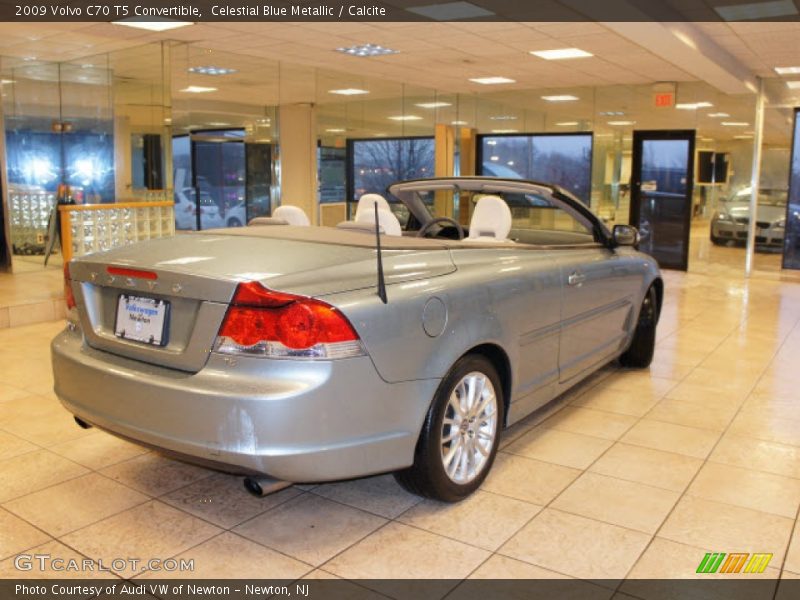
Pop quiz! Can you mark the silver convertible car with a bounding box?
[52,177,662,502]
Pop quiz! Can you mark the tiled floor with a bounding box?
[0,232,799,593]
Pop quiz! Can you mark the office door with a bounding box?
[630,130,695,270]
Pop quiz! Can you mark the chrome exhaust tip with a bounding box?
[243,475,291,498]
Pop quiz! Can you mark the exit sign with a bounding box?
[654,92,675,108]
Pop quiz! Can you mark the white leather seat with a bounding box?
[355,206,402,236]
[273,205,310,226]
[464,195,513,243]
[354,194,391,220]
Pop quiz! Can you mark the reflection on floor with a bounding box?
[0,254,64,328]
[0,265,798,589]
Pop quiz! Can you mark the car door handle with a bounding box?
[568,272,586,286]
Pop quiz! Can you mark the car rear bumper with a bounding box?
[51,327,439,482]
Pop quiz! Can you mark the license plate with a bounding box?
[114,294,169,346]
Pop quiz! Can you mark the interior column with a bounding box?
[278,103,318,225]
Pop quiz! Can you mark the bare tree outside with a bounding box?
[352,138,435,200]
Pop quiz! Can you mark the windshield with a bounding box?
[729,187,788,206]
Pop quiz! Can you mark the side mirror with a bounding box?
[612,224,639,247]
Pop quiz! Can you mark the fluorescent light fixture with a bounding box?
[188,66,237,76]
[676,102,713,110]
[336,43,399,57]
[490,156,499,161]
[491,129,519,133]
[721,121,749,127]
[328,88,369,95]
[206,122,231,127]
[388,115,423,121]
[415,102,452,109]
[0,79,13,85]
[407,1,494,20]
[325,128,346,133]
[489,115,518,121]
[530,48,593,60]
[599,111,625,116]
[775,66,800,75]
[179,86,217,93]
[715,0,797,21]
[734,135,754,139]
[542,95,579,102]
[486,140,497,146]
[451,120,469,125]
[786,81,800,89]
[555,121,579,126]
[708,112,730,118]
[507,161,515,166]
[469,77,515,85]
[607,120,635,126]
[113,19,194,32]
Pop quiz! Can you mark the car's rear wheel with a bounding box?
[394,355,503,502]
[710,231,724,245]
[619,285,658,368]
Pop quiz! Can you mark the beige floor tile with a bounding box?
[324,521,489,580]
[0,507,51,560]
[590,443,703,492]
[482,452,581,504]
[4,473,148,537]
[709,433,800,479]
[398,490,541,551]
[0,383,31,403]
[572,387,661,417]
[0,540,119,580]
[162,473,301,529]
[504,427,613,470]
[0,395,93,447]
[468,554,572,579]
[61,500,221,577]
[665,380,750,407]
[234,494,385,567]
[727,412,800,448]
[682,368,759,395]
[592,371,678,398]
[785,528,800,574]
[687,462,800,519]
[0,430,38,461]
[49,431,149,470]
[310,474,422,519]
[621,419,721,459]
[646,398,737,432]
[100,453,213,497]
[499,508,651,581]
[552,472,680,534]
[0,449,88,503]
[138,532,311,579]
[543,406,638,440]
[659,496,794,562]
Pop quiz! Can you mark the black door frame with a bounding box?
[783,108,799,270]
[630,129,696,271]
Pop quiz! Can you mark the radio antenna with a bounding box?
[374,203,388,304]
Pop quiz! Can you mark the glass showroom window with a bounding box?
[783,109,800,270]
[479,133,593,205]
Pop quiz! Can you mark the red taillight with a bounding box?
[107,266,158,280]
[64,262,76,310]
[218,282,359,350]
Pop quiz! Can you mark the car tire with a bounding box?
[394,354,504,502]
[619,285,658,369]
[227,217,243,228]
[710,232,724,246]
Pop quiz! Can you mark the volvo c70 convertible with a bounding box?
[52,177,663,502]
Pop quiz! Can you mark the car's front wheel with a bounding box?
[619,285,658,368]
[394,354,503,502]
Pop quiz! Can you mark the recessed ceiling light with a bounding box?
[179,86,217,93]
[599,111,625,116]
[451,120,469,125]
[388,115,423,121]
[0,79,13,85]
[486,140,497,146]
[491,129,518,133]
[708,112,730,118]
[408,1,494,20]
[164,118,172,124]
[722,121,749,127]
[113,19,194,32]
[775,66,800,75]
[329,88,369,95]
[530,48,593,60]
[336,43,398,57]
[415,102,452,109]
[325,128,346,133]
[715,0,797,21]
[786,81,800,89]
[469,77,515,85]
[542,95,579,102]
[206,122,231,127]
[490,156,500,161]
[555,121,579,126]
[607,120,636,126]
[676,102,713,110]
[188,66,237,76]
[489,115,518,121]
[734,134,754,139]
